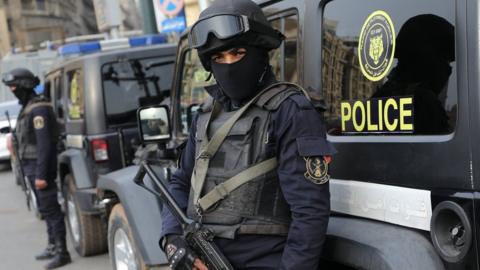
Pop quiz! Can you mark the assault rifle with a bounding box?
[5,111,31,210]
[134,161,234,270]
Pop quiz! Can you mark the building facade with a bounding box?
[0,0,99,56]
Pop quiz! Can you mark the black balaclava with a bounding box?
[211,45,269,105]
[14,86,35,107]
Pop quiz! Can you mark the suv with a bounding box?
[44,41,176,256]
[100,0,480,269]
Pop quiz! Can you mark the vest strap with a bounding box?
[198,157,278,211]
[21,101,52,117]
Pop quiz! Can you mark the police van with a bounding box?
[98,0,478,269]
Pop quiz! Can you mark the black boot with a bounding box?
[35,243,56,260]
[44,237,71,269]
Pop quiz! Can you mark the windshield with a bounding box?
[101,56,175,126]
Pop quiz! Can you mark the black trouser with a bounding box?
[27,175,66,243]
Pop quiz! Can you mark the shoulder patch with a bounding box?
[304,156,329,184]
[33,116,45,129]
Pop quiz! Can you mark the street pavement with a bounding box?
[0,166,111,270]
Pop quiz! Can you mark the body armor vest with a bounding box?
[186,83,304,239]
[16,97,57,160]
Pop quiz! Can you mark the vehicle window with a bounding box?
[54,76,64,119]
[43,80,51,99]
[179,49,215,134]
[178,12,300,135]
[101,57,174,127]
[322,0,456,136]
[270,14,299,84]
[67,69,84,120]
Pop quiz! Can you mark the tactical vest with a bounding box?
[16,97,58,160]
[186,83,309,239]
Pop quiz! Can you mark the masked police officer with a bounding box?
[160,0,336,269]
[2,68,71,269]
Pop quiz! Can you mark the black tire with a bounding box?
[108,203,147,270]
[64,174,107,256]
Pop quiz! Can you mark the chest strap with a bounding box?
[192,83,296,213]
[197,157,277,211]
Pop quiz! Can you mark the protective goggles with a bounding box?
[188,14,278,49]
[1,73,15,85]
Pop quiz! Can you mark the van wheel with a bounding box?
[108,203,146,270]
[64,174,107,256]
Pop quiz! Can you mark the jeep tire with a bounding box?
[108,203,147,270]
[64,174,107,256]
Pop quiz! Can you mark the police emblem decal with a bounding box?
[33,116,45,129]
[358,10,395,82]
[304,157,329,184]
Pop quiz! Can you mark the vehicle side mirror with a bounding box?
[0,126,12,134]
[137,105,171,143]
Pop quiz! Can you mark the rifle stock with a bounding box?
[5,111,31,211]
[134,161,234,270]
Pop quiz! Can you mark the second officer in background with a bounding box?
[2,68,71,269]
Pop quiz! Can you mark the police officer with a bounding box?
[2,68,71,269]
[160,0,335,269]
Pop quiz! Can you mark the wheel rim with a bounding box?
[114,228,137,270]
[67,195,81,243]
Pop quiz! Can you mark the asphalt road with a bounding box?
[0,166,111,270]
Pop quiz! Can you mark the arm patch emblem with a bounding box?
[33,116,45,129]
[304,157,330,184]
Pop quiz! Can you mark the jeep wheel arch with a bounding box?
[98,165,170,266]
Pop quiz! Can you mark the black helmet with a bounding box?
[2,68,40,89]
[189,0,284,70]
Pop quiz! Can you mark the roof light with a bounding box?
[58,41,101,56]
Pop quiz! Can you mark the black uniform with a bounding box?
[18,97,65,243]
[160,1,335,268]
[162,73,335,269]
[2,67,71,269]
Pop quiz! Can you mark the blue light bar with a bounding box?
[58,41,101,56]
[129,34,168,47]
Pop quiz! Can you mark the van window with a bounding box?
[270,13,299,83]
[322,0,456,136]
[101,57,174,126]
[54,76,64,120]
[67,69,84,120]
[178,12,300,135]
[179,49,215,134]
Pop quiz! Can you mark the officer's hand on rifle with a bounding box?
[163,235,208,270]
[35,179,48,190]
[6,133,13,156]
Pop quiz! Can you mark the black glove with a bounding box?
[162,235,197,270]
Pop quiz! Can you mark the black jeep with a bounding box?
[44,42,176,256]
